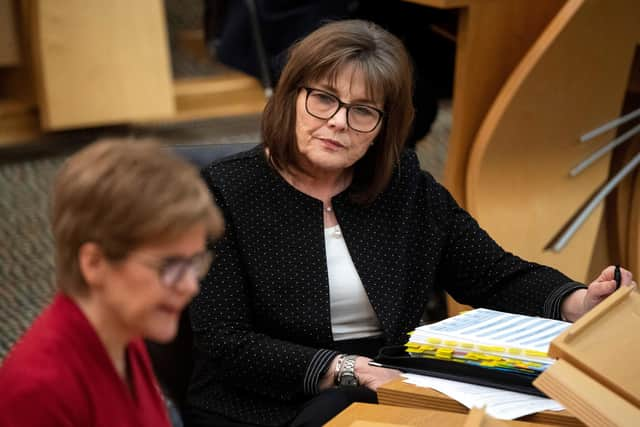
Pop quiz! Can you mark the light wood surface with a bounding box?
[542,286,640,408]
[326,403,552,427]
[534,286,640,426]
[403,0,566,316]
[629,170,640,276]
[172,73,266,122]
[534,360,640,427]
[31,0,174,129]
[406,0,566,207]
[0,0,21,66]
[404,0,472,8]
[465,0,640,283]
[377,379,583,426]
[0,100,39,145]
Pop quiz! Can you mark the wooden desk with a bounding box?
[377,379,584,426]
[326,403,555,427]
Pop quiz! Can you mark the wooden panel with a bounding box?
[442,0,565,206]
[326,403,552,427]
[628,170,640,275]
[377,379,583,426]
[404,0,472,8]
[534,286,640,426]
[402,0,565,316]
[0,0,21,66]
[172,73,265,122]
[0,99,39,145]
[534,360,640,427]
[466,0,640,282]
[32,0,174,129]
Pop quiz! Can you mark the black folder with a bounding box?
[372,345,547,397]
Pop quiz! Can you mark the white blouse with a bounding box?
[325,224,382,341]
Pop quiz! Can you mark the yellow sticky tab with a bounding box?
[460,342,474,349]
[478,345,506,353]
[435,351,453,359]
[507,348,522,355]
[524,350,548,358]
[444,340,458,346]
[427,337,442,344]
[405,342,420,348]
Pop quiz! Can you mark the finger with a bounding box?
[620,268,634,286]
[596,265,617,282]
[588,280,616,298]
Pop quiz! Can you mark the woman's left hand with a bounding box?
[561,266,635,322]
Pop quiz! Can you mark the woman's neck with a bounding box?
[281,167,352,205]
[72,294,131,381]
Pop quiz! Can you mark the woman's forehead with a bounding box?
[308,63,384,103]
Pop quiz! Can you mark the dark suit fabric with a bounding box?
[186,146,583,426]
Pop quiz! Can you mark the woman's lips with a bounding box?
[318,137,345,149]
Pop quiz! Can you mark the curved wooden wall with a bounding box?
[466,0,640,282]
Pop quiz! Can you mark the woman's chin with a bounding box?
[143,313,181,343]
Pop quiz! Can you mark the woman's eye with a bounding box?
[351,106,377,118]
[313,92,336,104]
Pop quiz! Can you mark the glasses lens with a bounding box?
[347,105,380,133]
[305,88,381,133]
[160,260,186,287]
[194,251,214,280]
[306,90,338,119]
[158,251,213,288]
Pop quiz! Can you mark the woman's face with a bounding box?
[95,223,207,343]
[295,64,383,178]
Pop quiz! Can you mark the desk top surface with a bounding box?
[326,403,555,427]
[377,379,584,426]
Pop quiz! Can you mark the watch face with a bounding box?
[339,373,359,387]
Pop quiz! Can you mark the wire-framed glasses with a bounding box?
[133,250,213,289]
[302,87,384,133]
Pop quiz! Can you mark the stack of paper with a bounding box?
[406,309,570,375]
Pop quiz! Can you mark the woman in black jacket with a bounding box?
[186,19,634,427]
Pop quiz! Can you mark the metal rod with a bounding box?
[551,151,640,252]
[244,0,273,98]
[579,107,640,142]
[570,122,640,176]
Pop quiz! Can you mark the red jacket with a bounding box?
[0,293,171,427]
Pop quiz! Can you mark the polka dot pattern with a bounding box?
[187,145,582,426]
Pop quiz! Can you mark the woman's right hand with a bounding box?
[320,354,401,391]
[354,356,401,391]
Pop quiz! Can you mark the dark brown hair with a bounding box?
[51,138,224,296]
[262,19,415,204]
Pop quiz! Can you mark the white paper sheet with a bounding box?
[402,373,565,420]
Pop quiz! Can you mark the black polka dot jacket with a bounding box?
[187,145,584,426]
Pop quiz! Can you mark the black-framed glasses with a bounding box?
[133,250,213,289]
[302,87,384,133]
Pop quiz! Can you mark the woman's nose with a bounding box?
[327,106,348,130]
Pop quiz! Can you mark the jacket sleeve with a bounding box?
[190,178,337,401]
[0,380,81,427]
[425,172,585,318]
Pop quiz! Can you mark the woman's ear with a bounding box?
[78,242,108,290]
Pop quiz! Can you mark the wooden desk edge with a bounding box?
[377,378,582,425]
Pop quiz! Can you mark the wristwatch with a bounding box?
[337,355,359,387]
